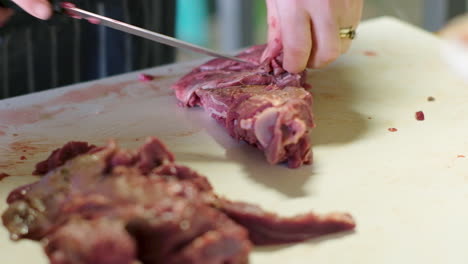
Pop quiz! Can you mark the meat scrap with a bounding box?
[139,73,155,82]
[0,173,10,181]
[33,141,96,175]
[172,45,314,168]
[415,111,425,121]
[2,137,355,264]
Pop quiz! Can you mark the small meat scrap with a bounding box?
[20,156,27,161]
[33,141,96,175]
[138,73,155,82]
[415,111,425,121]
[457,155,465,158]
[2,137,355,264]
[172,45,313,168]
[427,96,435,102]
[388,128,398,132]
[0,173,10,181]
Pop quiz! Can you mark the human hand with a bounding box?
[439,14,468,84]
[2,0,52,21]
[262,0,363,73]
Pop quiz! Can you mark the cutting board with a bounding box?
[1,17,468,264]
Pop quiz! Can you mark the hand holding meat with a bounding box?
[262,0,364,73]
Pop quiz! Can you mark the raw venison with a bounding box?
[3,137,355,264]
[172,45,314,168]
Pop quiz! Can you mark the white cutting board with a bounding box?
[1,17,468,264]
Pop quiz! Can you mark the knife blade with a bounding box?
[59,3,251,64]
[0,1,252,64]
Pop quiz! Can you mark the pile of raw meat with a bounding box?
[2,137,355,264]
[172,45,314,168]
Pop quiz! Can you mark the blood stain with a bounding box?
[388,128,398,132]
[49,81,135,105]
[0,79,158,126]
[0,107,66,126]
[9,140,51,160]
[270,17,277,28]
[20,156,27,161]
[173,131,199,137]
[363,50,377,57]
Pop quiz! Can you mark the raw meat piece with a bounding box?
[218,200,355,245]
[198,85,314,168]
[415,111,425,121]
[172,45,313,168]
[172,45,306,108]
[33,141,96,175]
[3,138,354,264]
[45,219,137,264]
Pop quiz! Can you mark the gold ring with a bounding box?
[340,27,356,40]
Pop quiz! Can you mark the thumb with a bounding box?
[12,0,52,20]
[261,0,283,62]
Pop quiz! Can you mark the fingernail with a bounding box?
[33,2,52,19]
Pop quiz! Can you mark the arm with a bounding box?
[262,0,363,73]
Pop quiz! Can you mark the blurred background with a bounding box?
[3,0,468,98]
[175,0,468,62]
